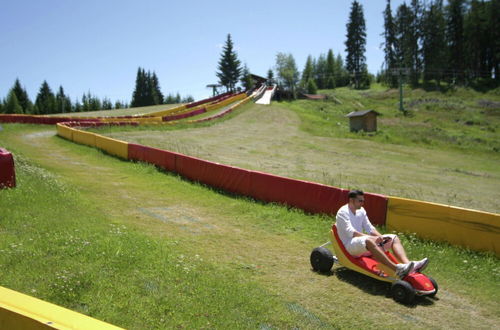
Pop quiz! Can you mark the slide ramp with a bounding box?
[255,85,276,105]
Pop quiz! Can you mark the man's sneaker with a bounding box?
[412,257,429,273]
[395,262,414,279]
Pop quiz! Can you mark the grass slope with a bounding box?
[0,124,499,329]
[92,86,500,213]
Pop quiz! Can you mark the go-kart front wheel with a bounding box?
[391,280,416,304]
[310,247,334,273]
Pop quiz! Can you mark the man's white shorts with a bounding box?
[345,234,397,257]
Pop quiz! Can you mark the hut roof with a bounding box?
[345,109,380,118]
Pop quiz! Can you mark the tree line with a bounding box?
[130,67,194,107]
[381,0,499,89]
[1,68,195,115]
[0,78,127,115]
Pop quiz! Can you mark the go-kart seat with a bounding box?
[331,224,399,282]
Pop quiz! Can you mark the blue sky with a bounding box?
[0,0,407,104]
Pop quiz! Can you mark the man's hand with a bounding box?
[376,235,392,247]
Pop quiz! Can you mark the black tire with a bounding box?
[428,276,438,297]
[310,247,334,273]
[391,280,416,304]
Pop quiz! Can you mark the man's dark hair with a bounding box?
[348,190,364,199]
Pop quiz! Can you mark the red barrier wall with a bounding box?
[128,144,177,172]
[175,154,252,195]
[162,108,206,122]
[127,142,388,224]
[186,92,232,108]
[249,171,347,214]
[0,148,16,188]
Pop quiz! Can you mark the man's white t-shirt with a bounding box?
[335,204,376,247]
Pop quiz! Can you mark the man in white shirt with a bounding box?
[336,190,428,279]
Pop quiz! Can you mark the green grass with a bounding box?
[0,129,313,328]
[284,85,499,153]
[89,90,499,213]
[1,124,499,329]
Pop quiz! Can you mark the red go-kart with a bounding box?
[310,224,438,304]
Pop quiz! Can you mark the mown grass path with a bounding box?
[102,103,499,213]
[1,124,498,329]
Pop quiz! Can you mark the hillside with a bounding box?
[94,85,500,214]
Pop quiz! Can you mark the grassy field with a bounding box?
[1,86,499,329]
[92,85,500,213]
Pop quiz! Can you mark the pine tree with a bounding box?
[394,3,413,76]
[216,34,242,92]
[422,0,447,87]
[464,0,490,81]
[446,0,466,84]
[131,68,163,107]
[34,81,56,114]
[240,64,254,91]
[335,54,348,87]
[266,69,275,85]
[102,98,112,110]
[382,0,398,88]
[11,79,33,113]
[314,54,327,89]
[150,72,163,105]
[56,86,72,113]
[408,0,423,86]
[131,67,146,107]
[489,0,500,84]
[5,90,23,114]
[326,49,336,89]
[306,79,318,94]
[73,98,82,112]
[345,0,367,89]
[182,95,195,103]
[301,55,315,89]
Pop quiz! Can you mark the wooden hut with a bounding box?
[345,110,380,132]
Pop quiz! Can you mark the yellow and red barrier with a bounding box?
[386,196,500,256]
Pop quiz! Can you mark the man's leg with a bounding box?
[390,236,410,264]
[365,238,398,271]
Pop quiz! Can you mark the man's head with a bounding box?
[348,189,365,210]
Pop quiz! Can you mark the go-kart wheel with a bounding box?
[391,280,416,304]
[310,247,334,273]
[428,276,438,297]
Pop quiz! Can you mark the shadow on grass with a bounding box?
[313,266,438,307]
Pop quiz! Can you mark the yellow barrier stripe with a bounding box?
[71,130,97,147]
[95,135,128,159]
[0,286,122,330]
[56,124,75,141]
[147,104,187,117]
[386,196,500,256]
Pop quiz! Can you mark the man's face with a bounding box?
[351,195,365,209]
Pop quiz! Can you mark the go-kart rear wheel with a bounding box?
[391,280,416,304]
[428,276,438,297]
[310,247,334,273]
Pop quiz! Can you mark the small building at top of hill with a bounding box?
[345,109,380,132]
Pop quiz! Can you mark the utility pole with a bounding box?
[391,68,409,114]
